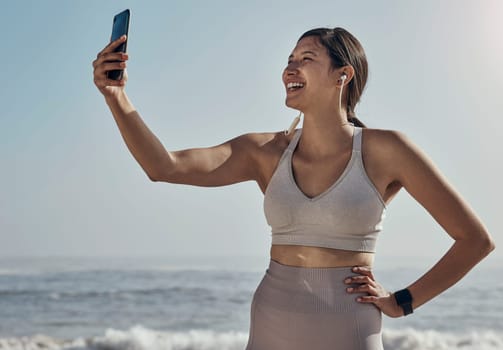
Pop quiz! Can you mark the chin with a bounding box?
[285,97,302,110]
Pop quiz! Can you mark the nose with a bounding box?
[285,61,300,74]
[283,62,300,81]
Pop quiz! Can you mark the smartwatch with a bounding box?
[393,288,414,316]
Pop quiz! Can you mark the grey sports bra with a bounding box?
[263,126,387,253]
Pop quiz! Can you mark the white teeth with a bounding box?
[287,82,305,89]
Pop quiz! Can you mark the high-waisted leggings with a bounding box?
[245,259,383,350]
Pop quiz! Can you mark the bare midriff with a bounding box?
[270,244,374,268]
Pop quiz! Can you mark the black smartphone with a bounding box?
[107,9,130,80]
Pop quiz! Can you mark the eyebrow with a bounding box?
[288,50,318,59]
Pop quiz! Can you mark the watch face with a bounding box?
[394,289,414,315]
[394,289,413,303]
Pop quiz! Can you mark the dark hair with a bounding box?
[298,27,368,128]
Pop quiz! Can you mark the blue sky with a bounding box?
[1,0,501,268]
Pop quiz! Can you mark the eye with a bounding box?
[287,57,312,65]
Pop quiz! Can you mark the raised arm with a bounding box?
[93,35,262,186]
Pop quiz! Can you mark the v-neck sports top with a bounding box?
[263,126,387,253]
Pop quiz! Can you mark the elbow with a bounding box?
[147,168,176,183]
[460,232,496,258]
[143,168,159,182]
[478,233,496,257]
[485,236,496,255]
[148,173,159,182]
[149,153,177,183]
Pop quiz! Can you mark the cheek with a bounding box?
[306,66,332,86]
[307,74,335,93]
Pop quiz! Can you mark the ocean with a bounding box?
[0,255,501,350]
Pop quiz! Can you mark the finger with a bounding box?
[110,78,126,86]
[344,276,376,293]
[94,62,127,77]
[356,295,378,303]
[94,76,126,88]
[97,67,128,84]
[102,34,127,55]
[347,284,378,295]
[93,52,128,69]
[97,35,127,57]
[345,275,375,286]
[352,266,375,280]
[103,61,127,72]
[101,52,128,62]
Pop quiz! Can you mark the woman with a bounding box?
[93,27,495,349]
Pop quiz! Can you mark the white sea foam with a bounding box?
[383,328,503,349]
[1,326,502,350]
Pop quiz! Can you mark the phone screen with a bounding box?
[108,9,130,80]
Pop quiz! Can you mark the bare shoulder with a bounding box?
[243,129,291,147]
[242,129,294,157]
[361,126,404,152]
[364,127,438,186]
[359,126,455,205]
[243,129,296,193]
[356,127,407,204]
[234,128,292,167]
[361,126,412,185]
[214,130,285,162]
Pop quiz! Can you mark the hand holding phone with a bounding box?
[92,10,131,98]
[107,9,130,80]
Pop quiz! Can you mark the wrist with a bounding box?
[393,288,414,316]
[105,91,135,115]
[104,89,127,106]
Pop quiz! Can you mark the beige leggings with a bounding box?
[245,259,383,350]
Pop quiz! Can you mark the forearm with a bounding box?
[105,91,175,180]
[407,235,495,310]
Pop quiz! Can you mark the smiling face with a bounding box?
[282,36,342,112]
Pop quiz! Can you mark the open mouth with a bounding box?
[286,82,305,92]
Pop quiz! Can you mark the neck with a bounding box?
[297,105,354,158]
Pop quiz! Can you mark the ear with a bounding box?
[337,65,355,86]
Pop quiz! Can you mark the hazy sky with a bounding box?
[1,0,501,268]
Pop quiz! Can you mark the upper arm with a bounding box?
[388,130,492,244]
[154,132,263,187]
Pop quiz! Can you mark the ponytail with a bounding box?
[348,110,367,128]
